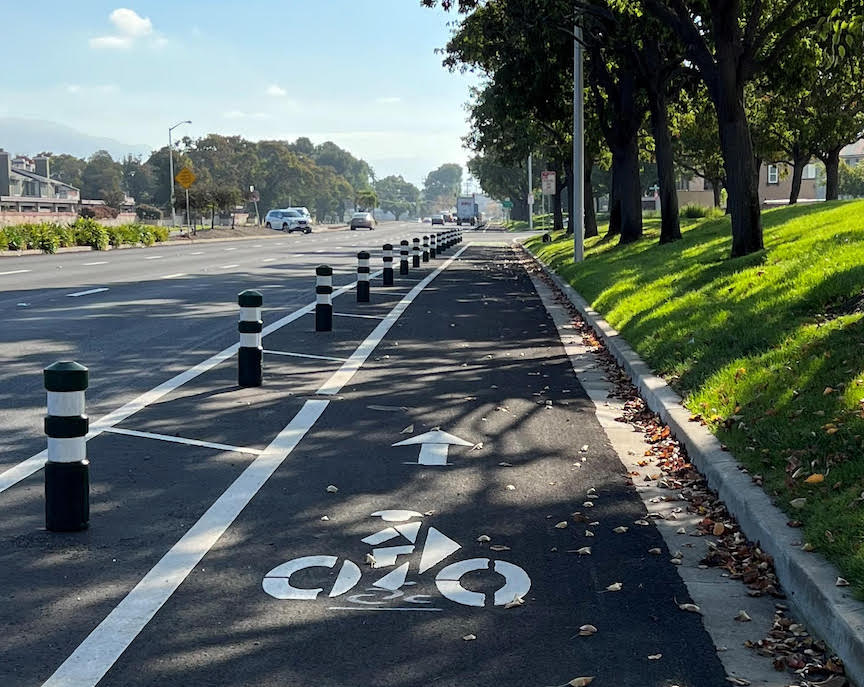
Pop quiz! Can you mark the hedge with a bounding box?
[0,219,170,254]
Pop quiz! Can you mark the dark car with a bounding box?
[431,214,445,225]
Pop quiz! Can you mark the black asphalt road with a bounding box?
[0,244,729,686]
[0,221,432,475]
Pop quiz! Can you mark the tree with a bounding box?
[356,189,378,212]
[468,155,530,221]
[45,153,86,188]
[423,163,463,201]
[673,85,726,207]
[375,175,421,219]
[81,150,124,205]
[121,155,154,204]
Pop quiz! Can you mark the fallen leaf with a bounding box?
[476,534,491,543]
[836,577,850,586]
[676,527,687,534]
[734,610,752,622]
[713,522,726,536]
[613,526,629,534]
[573,546,592,555]
[790,497,807,509]
[489,545,511,552]
[580,445,589,453]
[471,442,484,451]
[670,557,683,565]
[678,602,702,614]
[805,473,825,484]
[567,679,595,687]
[578,624,598,636]
[555,521,569,529]
[605,582,623,592]
[824,387,835,395]
[320,515,330,521]
[725,679,751,686]
[584,530,595,537]
[365,553,376,567]
[647,654,662,660]
[498,462,513,467]
[802,542,816,552]
[648,548,662,555]
[505,484,516,491]
[326,485,339,493]
[462,634,476,641]
[504,597,524,609]
[634,519,649,526]
[583,501,594,507]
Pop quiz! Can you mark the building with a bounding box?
[759,160,820,206]
[0,151,80,213]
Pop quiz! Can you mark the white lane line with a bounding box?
[161,273,186,279]
[102,427,263,455]
[41,400,329,687]
[328,607,443,612]
[258,284,283,288]
[144,255,164,260]
[317,244,468,395]
[262,258,277,262]
[83,261,108,266]
[333,312,386,320]
[0,269,30,276]
[224,247,237,251]
[189,251,204,255]
[252,244,263,247]
[219,264,239,269]
[66,288,109,298]
[264,350,348,363]
[0,273,376,495]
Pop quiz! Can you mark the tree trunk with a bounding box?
[552,162,565,232]
[788,145,809,205]
[711,180,722,208]
[584,157,598,238]
[823,146,842,200]
[612,135,643,244]
[709,42,763,256]
[607,178,621,238]
[648,90,680,243]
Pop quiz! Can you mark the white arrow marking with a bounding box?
[392,430,473,466]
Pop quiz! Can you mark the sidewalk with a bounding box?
[0,243,782,686]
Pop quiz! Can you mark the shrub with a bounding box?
[3,225,25,250]
[151,226,170,242]
[73,217,109,250]
[80,205,119,220]
[680,204,710,218]
[135,204,163,220]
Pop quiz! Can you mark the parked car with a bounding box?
[442,213,453,223]
[288,206,312,221]
[264,209,311,233]
[350,212,375,230]
[431,214,445,225]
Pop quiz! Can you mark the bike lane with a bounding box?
[50,245,730,686]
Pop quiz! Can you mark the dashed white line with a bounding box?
[83,261,108,266]
[101,427,262,455]
[219,264,239,269]
[161,273,186,279]
[144,255,163,260]
[189,251,204,255]
[66,288,109,298]
[0,269,30,276]
[224,247,237,251]
[262,258,277,262]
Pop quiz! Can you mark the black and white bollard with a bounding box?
[357,251,370,303]
[412,238,421,268]
[400,240,410,275]
[238,290,263,387]
[383,243,394,286]
[316,265,333,332]
[44,361,89,532]
[422,235,430,262]
[430,233,437,259]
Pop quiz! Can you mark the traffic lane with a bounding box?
[0,254,400,475]
[98,246,727,687]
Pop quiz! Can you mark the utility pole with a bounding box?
[572,25,585,262]
[528,153,534,232]
[168,120,191,228]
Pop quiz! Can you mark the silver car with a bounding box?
[264,209,311,233]
[350,212,375,230]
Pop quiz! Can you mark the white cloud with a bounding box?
[110,8,153,37]
[65,84,82,94]
[266,84,287,97]
[376,96,402,104]
[90,8,160,49]
[65,83,118,94]
[223,111,271,120]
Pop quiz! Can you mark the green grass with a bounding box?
[527,201,864,598]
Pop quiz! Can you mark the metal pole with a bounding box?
[168,128,175,228]
[185,188,191,234]
[573,25,585,262]
[528,154,534,232]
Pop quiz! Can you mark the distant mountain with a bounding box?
[0,118,152,160]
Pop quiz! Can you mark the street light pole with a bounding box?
[168,120,191,228]
[572,25,585,262]
[528,153,533,232]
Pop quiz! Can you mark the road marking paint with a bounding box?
[252,244,263,247]
[66,288,109,298]
[0,272,379,495]
[262,258,277,262]
[83,261,108,266]
[317,245,468,395]
[161,273,186,279]
[333,312,386,320]
[219,264,239,269]
[264,350,348,363]
[393,430,473,466]
[144,255,163,260]
[41,400,329,687]
[328,607,442,612]
[0,269,31,276]
[101,427,262,455]
[258,284,283,288]
[224,247,238,251]
[189,251,204,255]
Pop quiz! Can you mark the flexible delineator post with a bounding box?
[238,290,263,387]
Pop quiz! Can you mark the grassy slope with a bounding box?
[528,201,864,597]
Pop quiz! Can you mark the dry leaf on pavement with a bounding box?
[400,424,414,434]
[462,634,476,641]
[605,582,623,592]
[578,624,598,636]
[325,485,338,493]
[476,534,491,542]
[555,521,569,529]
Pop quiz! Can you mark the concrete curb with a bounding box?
[524,245,864,686]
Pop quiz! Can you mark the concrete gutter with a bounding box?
[525,245,864,686]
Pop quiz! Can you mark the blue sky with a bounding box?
[0,1,478,185]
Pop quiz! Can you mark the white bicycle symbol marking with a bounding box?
[262,509,531,608]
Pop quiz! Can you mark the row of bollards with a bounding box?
[40,227,464,532]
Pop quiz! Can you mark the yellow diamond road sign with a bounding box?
[175,168,196,189]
